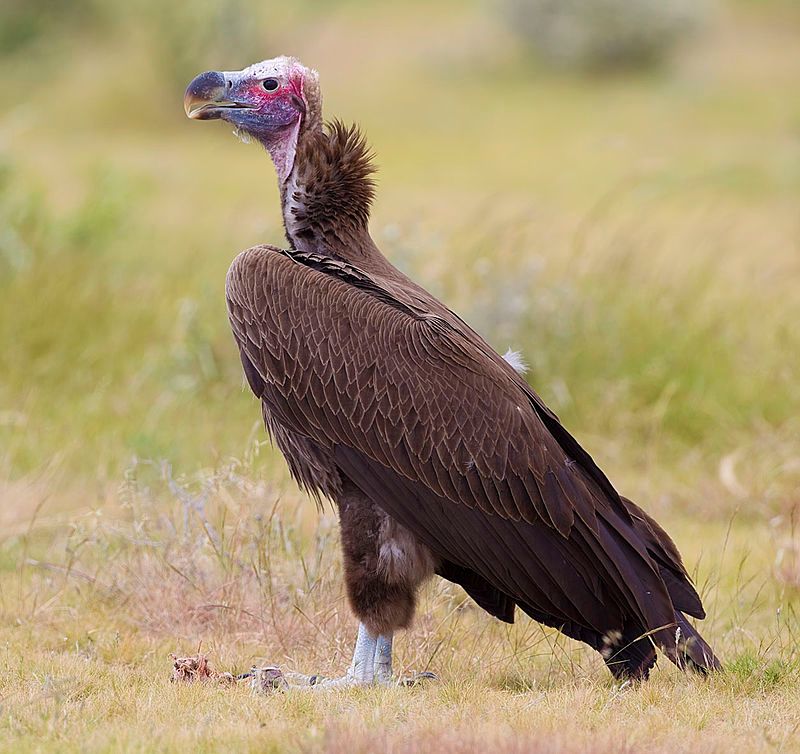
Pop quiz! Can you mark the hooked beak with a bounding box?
[184,70,255,120]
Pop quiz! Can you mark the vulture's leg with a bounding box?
[312,623,379,687]
[251,624,432,690]
[334,479,439,686]
[271,624,389,689]
[314,628,433,687]
[300,623,385,688]
[348,622,380,683]
[250,480,437,691]
[374,632,393,684]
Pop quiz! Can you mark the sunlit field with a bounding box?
[1,1,799,751]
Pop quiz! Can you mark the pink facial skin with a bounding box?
[184,58,310,182]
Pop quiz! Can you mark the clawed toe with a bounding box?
[242,665,290,693]
[241,665,439,693]
[241,624,439,694]
[399,670,438,687]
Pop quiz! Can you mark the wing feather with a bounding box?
[226,245,691,652]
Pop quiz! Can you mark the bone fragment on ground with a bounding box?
[169,653,234,685]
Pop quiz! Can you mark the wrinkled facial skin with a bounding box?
[184,68,304,139]
[185,57,310,182]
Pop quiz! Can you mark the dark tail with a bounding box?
[602,622,658,681]
[673,611,722,673]
[617,496,722,676]
[601,612,720,680]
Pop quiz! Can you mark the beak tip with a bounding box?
[184,100,202,119]
[184,70,227,119]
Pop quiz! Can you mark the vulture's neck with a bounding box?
[280,122,389,273]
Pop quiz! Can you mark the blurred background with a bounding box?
[2,0,798,501]
[0,2,799,739]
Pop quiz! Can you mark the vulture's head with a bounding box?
[184,56,321,181]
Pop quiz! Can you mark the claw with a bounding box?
[399,670,438,687]
[243,624,438,693]
[248,665,289,694]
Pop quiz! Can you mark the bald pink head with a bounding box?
[184,56,321,182]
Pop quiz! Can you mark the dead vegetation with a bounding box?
[1,459,799,753]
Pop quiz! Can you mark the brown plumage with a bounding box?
[186,56,720,681]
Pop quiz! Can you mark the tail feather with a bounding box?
[621,496,705,618]
[601,612,721,680]
[601,622,658,681]
[674,611,722,673]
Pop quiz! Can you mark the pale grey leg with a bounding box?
[343,622,378,685]
[319,625,395,686]
[374,632,394,685]
[249,623,422,692]
[279,623,379,689]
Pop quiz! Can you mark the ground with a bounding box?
[0,1,799,752]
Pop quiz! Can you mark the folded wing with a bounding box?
[227,245,703,662]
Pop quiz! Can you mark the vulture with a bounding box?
[184,56,720,686]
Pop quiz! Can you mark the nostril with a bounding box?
[225,78,232,90]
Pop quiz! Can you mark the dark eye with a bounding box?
[262,78,279,92]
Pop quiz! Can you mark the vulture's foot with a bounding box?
[307,624,392,688]
[246,624,437,692]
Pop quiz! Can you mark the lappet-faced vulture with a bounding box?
[184,57,720,686]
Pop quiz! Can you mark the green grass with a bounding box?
[1,0,799,751]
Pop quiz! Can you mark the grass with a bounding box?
[1,0,799,751]
[1,469,799,753]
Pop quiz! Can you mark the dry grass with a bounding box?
[1,1,799,751]
[1,465,799,753]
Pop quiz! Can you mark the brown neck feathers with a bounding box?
[281,121,379,264]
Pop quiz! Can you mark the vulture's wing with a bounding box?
[226,245,697,652]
